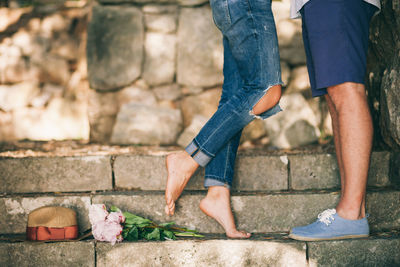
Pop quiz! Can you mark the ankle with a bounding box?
[207,186,230,198]
[336,206,365,220]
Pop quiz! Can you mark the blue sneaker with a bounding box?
[289,209,369,241]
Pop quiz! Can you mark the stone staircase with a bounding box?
[0,146,399,266]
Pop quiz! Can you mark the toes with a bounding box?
[164,205,170,216]
[165,201,175,216]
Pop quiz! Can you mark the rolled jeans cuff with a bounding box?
[204,178,231,189]
[185,140,213,167]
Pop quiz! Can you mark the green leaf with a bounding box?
[110,206,121,212]
[125,226,139,241]
[159,222,176,227]
[145,228,161,241]
[123,212,152,227]
[161,230,176,240]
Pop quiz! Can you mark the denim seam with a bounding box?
[223,139,231,181]
[193,138,215,158]
[204,175,231,186]
[194,118,231,156]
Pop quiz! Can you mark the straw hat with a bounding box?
[26,206,78,241]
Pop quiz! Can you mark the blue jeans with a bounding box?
[186,0,282,188]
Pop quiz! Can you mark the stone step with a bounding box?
[1,233,399,266]
[2,190,399,234]
[0,150,396,193]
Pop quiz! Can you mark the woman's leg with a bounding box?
[200,37,250,238]
[166,0,282,215]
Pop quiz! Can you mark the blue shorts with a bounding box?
[300,0,378,97]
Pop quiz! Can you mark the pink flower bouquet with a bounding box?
[89,204,203,244]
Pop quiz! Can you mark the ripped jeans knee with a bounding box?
[249,84,282,120]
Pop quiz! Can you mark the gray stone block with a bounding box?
[0,156,112,193]
[111,104,182,145]
[367,191,400,231]
[308,238,400,267]
[290,152,392,190]
[177,6,223,87]
[0,196,91,234]
[289,153,340,190]
[97,240,307,267]
[113,154,204,190]
[87,5,143,90]
[0,241,95,267]
[92,191,400,233]
[234,155,288,191]
[368,151,391,187]
[114,153,288,191]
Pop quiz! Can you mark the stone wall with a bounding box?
[0,5,90,141]
[86,0,332,148]
[367,0,400,150]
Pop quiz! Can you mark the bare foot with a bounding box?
[199,186,251,239]
[165,151,199,215]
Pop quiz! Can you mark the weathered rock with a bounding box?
[272,0,291,22]
[144,8,177,33]
[0,82,39,112]
[97,240,307,267]
[177,114,208,147]
[380,65,400,148]
[0,8,29,32]
[88,90,119,143]
[117,85,157,107]
[281,61,291,87]
[0,44,31,83]
[11,29,33,56]
[280,46,307,66]
[40,13,71,36]
[367,0,400,149]
[50,33,79,60]
[13,98,89,140]
[30,83,63,108]
[277,19,303,48]
[286,65,310,94]
[143,4,178,14]
[0,196,91,233]
[233,154,288,191]
[181,86,204,95]
[265,93,320,149]
[153,84,181,101]
[143,33,176,86]
[180,88,221,127]
[177,6,223,87]
[87,5,144,91]
[0,111,15,141]
[308,238,400,266]
[290,152,392,190]
[0,156,112,193]
[33,54,70,85]
[111,103,182,145]
[241,119,268,143]
[0,242,95,267]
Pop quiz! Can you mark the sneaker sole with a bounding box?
[288,233,369,241]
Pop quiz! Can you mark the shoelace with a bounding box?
[317,209,336,226]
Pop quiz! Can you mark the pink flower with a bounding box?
[92,220,123,245]
[107,211,125,224]
[89,204,125,245]
[89,204,108,225]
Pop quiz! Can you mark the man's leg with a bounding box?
[326,82,373,220]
